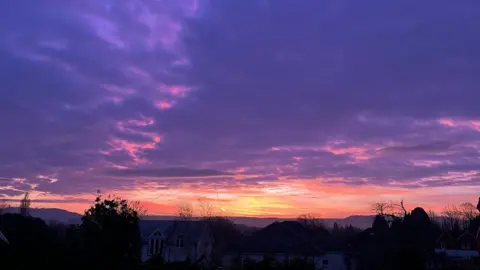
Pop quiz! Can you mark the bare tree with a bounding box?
[0,198,9,215]
[399,199,408,217]
[129,200,148,218]
[428,210,439,223]
[177,202,194,220]
[297,213,324,229]
[198,198,214,219]
[372,202,392,216]
[371,200,406,219]
[442,205,462,230]
[19,192,31,217]
[459,202,477,228]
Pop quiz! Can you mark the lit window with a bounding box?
[176,235,184,247]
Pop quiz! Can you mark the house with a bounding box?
[163,220,214,263]
[435,230,479,256]
[140,220,214,264]
[433,230,479,270]
[222,221,354,270]
[140,220,173,262]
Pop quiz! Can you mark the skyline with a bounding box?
[0,0,479,218]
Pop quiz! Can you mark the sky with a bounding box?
[0,0,479,218]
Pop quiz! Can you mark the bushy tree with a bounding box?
[81,195,142,269]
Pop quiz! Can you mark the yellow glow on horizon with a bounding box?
[8,178,479,219]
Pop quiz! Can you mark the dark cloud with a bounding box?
[380,141,453,153]
[105,167,233,178]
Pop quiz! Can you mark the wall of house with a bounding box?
[195,227,213,261]
[222,253,301,268]
[165,227,213,262]
[141,235,166,262]
[314,253,354,270]
[141,243,150,262]
[222,253,354,270]
[165,245,188,262]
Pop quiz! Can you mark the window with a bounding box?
[323,259,328,265]
[149,238,164,255]
[176,235,184,247]
[440,243,446,249]
[149,239,154,255]
[155,239,159,254]
[461,243,471,250]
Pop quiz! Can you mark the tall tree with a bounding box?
[459,202,477,227]
[372,215,389,235]
[81,195,142,269]
[0,198,9,215]
[477,197,480,213]
[177,202,194,220]
[198,198,214,219]
[19,192,31,217]
[442,205,462,230]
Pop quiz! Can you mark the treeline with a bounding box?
[354,198,480,270]
[0,194,479,270]
[0,194,242,270]
[0,194,158,270]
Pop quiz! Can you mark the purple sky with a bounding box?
[0,0,479,217]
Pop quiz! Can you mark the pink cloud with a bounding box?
[438,118,480,131]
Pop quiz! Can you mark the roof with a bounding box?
[164,221,209,245]
[457,231,476,243]
[229,221,324,255]
[436,231,455,244]
[435,249,479,258]
[0,230,8,244]
[139,220,174,239]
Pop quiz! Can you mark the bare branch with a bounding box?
[129,200,148,218]
[400,199,407,217]
[177,202,194,221]
[297,213,324,229]
[371,200,405,220]
[371,202,392,216]
[19,192,31,217]
[198,198,214,220]
[442,205,462,230]
[0,198,9,215]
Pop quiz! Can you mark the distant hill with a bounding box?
[2,207,82,224]
[0,208,375,229]
[110,214,375,229]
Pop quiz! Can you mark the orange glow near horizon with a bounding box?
[18,178,479,219]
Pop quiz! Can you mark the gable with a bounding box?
[139,220,173,240]
[149,229,166,239]
[164,221,209,245]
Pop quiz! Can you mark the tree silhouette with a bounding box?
[19,192,31,217]
[372,215,389,236]
[477,197,480,213]
[177,202,194,220]
[81,195,142,269]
